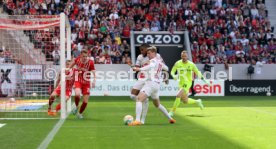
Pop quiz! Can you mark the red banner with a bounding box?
[0,16,60,30]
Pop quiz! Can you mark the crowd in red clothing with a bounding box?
[3,0,276,64]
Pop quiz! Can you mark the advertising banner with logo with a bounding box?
[225,80,276,96]
[89,80,179,96]
[133,32,184,47]
[84,79,224,96]
[0,64,18,96]
[22,65,43,80]
[193,80,225,96]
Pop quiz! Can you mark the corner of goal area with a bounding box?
[0,123,6,128]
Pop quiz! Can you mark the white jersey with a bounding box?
[140,57,168,83]
[135,53,163,67]
[136,53,163,79]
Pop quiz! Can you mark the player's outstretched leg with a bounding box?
[55,96,70,113]
[169,97,181,117]
[77,95,89,119]
[185,98,204,110]
[48,92,57,116]
[72,89,81,115]
[169,89,184,117]
[153,99,176,124]
[141,98,149,124]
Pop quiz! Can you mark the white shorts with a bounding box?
[132,80,146,90]
[140,81,160,99]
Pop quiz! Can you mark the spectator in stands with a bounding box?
[0,51,5,64]
[72,44,80,58]
[120,40,130,52]
[3,48,12,62]
[52,48,60,65]
[2,0,275,65]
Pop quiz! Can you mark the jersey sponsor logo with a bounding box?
[193,80,224,96]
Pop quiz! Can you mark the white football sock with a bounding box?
[158,104,172,120]
[135,101,143,122]
[141,98,149,124]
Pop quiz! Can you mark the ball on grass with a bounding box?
[123,115,133,125]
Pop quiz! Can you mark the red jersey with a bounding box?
[74,56,95,84]
[65,68,76,90]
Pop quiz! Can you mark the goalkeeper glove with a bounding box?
[201,77,210,86]
[172,75,178,80]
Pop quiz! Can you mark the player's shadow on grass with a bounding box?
[185,114,208,117]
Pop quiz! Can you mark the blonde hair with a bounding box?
[147,46,157,53]
[81,49,88,54]
[181,50,188,54]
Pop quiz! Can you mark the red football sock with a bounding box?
[55,103,61,112]
[79,102,87,114]
[48,96,55,109]
[75,96,80,107]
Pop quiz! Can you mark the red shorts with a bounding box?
[54,86,72,97]
[74,81,90,95]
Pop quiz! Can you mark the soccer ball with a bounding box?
[266,92,271,96]
[123,115,133,125]
[9,98,15,103]
[103,92,109,96]
[32,92,37,97]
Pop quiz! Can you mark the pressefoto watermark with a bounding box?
[44,67,233,82]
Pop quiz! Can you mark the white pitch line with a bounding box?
[37,119,65,149]
[241,107,276,117]
[0,123,6,128]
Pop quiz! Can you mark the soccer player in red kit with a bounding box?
[70,50,96,119]
[48,60,75,116]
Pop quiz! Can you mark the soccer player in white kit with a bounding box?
[129,46,176,126]
[130,44,166,124]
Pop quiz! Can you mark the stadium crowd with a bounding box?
[2,0,276,64]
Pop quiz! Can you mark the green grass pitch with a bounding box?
[0,96,276,149]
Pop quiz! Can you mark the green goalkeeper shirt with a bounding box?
[171,60,203,85]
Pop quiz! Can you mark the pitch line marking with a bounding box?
[241,107,276,117]
[37,119,65,149]
[0,123,6,128]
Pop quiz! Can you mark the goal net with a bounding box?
[0,13,71,119]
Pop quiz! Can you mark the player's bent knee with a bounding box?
[82,95,89,102]
[131,89,140,95]
[130,94,137,101]
[182,96,188,104]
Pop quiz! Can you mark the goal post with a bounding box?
[0,13,71,119]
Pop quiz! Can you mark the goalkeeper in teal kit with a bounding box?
[169,51,209,116]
